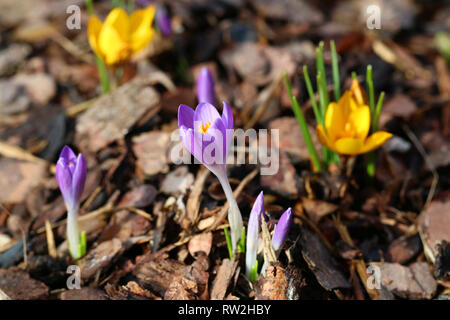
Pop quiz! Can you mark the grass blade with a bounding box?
[331,40,341,101]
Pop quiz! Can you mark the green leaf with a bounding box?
[330,40,341,101]
[366,65,375,119]
[238,227,246,254]
[78,231,87,259]
[303,66,322,125]
[284,73,321,172]
[224,227,233,259]
[249,260,259,282]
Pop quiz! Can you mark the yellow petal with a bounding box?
[316,124,336,152]
[334,137,364,155]
[130,6,156,53]
[361,131,393,153]
[350,79,366,106]
[348,104,371,140]
[88,16,102,58]
[98,25,132,65]
[324,102,345,142]
[103,8,130,43]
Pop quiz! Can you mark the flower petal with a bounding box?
[193,102,221,127]
[56,158,74,211]
[178,104,195,130]
[59,146,77,163]
[129,5,156,53]
[316,124,336,152]
[98,24,131,65]
[201,117,227,165]
[350,79,366,106]
[87,16,102,58]
[103,8,130,42]
[334,137,364,155]
[221,102,233,131]
[348,104,371,140]
[71,154,87,207]
[362,131,393,153]
[324,102,345,142]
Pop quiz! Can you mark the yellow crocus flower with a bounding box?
[316,80,392,156]
[88,6,156,66]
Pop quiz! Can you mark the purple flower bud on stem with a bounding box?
[178,102,242,251]
[272,208,292,251]
[196,67,216,105]
[156,7,171,37]
[55,146,86,259]
[246,191,264,277]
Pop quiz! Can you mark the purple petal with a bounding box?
[178,104,195,130]
[246,191,264,276]
[221,102,233,131]
[196,67,216,104]
[56,158,74,211]
[59,145,77,164]
[272,208,292,251]
[71,153,87,206]
[194,102,221,127]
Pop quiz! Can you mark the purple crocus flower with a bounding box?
[178,102,242,251]
[55,146,86,259]
[272,208,292,251]
[246,191,264,277]
[196,67,216,105]
[156,7,171,37]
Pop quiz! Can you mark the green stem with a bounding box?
[85,0,94,15]
[284,73,322,172]
[96,55,110,94]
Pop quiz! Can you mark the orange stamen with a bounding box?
[198,122,211,134]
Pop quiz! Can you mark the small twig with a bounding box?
[402,124,439,208]
[45,219,57,259]
[0,288,11,300]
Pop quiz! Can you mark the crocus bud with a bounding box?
[245,191,264,277]
[272,208,292,251]
[196,67,216,104]
[156,7,171,37]
[55,146,87,259]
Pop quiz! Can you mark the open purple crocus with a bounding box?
[55,146,86,259]
[178,102,242,251]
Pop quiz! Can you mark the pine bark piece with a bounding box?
[75,75,160,153]
[299,227,351,290]
[0,267,48,300]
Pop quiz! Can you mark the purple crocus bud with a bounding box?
[178,102,242,251]
[55,146,86,259]
[156,7,171,37]
[272,208,292,251]
[246,191,264,277]
[196,67,216,105]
